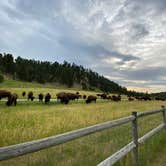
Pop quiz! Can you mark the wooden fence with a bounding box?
[0,106,166,166]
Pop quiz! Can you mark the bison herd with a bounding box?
[0,90,165,106]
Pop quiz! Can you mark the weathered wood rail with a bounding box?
[0,106,165,166]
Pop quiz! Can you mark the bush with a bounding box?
[0,71,4,83]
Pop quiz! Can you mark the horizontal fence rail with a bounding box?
[138,123,165,144]
[0,106,165,166]
[0,116,134,161]
[98,106,166,166]
[97,142,136,166]
[137,109,163,118]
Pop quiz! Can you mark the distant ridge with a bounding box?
[0,53,165,98]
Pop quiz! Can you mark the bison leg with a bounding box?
[14,99,17,106]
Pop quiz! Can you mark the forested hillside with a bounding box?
[0,53,165,98]
[0,53,127,93]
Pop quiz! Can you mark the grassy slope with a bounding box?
[0,79,99,98]
[0,79,166,166]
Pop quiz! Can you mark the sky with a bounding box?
[0,0,166,92]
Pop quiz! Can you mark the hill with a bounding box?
[0,53,127,94]
[0,53,166,99]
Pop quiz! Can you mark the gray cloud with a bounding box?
[124,67,166,81]
[130,23,149,40]
[0,0,166,92]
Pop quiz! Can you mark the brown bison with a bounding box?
[22,91,26,97]
[128,96,134,101]
[66,92,81,100]
[135,96,143,101]
[28,91,34,101]
[155,97,165,101]
[111,95,121,102]
[106,96,112,100]
[8,93,18,106]
[135,96,151,101]
[38,93,44,102]
[56,92,69,104]
[83,95,87,99]
[0,90,11,99]
[97,93,107,99]
[56,92,81,104]
[86,95,97,104]
[141,96,151,101]
[45,93,51,103]
[0,90,17,106]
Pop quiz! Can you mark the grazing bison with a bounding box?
[45,93,51,103]
[0,90,11,99]
[38,93,44,102]
[8,93,18,106]
[0,90,17,106]
[135,96,151,101]
[135,96,142,101]
[86,95,97,104]
[66,92,81,100]
[155,97,165,101]
[83,95,87,99]
[22,91,26,97]
[111,95,121,102]
[106,95,112,100]
[28,91,34,101]
[142,96,151,101]
[57,92,82,104]
[97,93,107,99]
[0,90,12,106]
[128,96,134,101]
[56,92,69,104]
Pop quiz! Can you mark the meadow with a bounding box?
[0,80,166,166]
[0,79,98,99]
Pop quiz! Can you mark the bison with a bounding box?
[155,97,165,101]
[0,90,17,106]
[45,93,51,103]
[142,96,151,101]
[106,95,112,100]
[97,93,107,99]
[66,93,81,100]
[128,96,134,101]
[111,95,121,102]
[28,91,34,101]
[86,95,97,104]
[38,93,44,102]
[8,93,18,106]
[56,92,69,104]
[22,91,26,97]
[83,95,87,99]
[0,90,11,99]
[56,92,81,104]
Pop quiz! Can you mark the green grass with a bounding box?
[0,79,165,165]
[0,79,101,98]
[0,100,166,166]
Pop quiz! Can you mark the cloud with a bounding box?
[0,0,166,92]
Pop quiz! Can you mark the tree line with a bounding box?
[0,53,165,98]
[0,53,126,92]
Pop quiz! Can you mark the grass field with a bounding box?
[0,99,166,166]
[0,79,100,98]
[0,79,166,166]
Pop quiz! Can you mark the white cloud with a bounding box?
[0,0,166,92]
[102,57,122,64]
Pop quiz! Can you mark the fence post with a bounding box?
[132,111,138,166]
[161,105,166,131]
